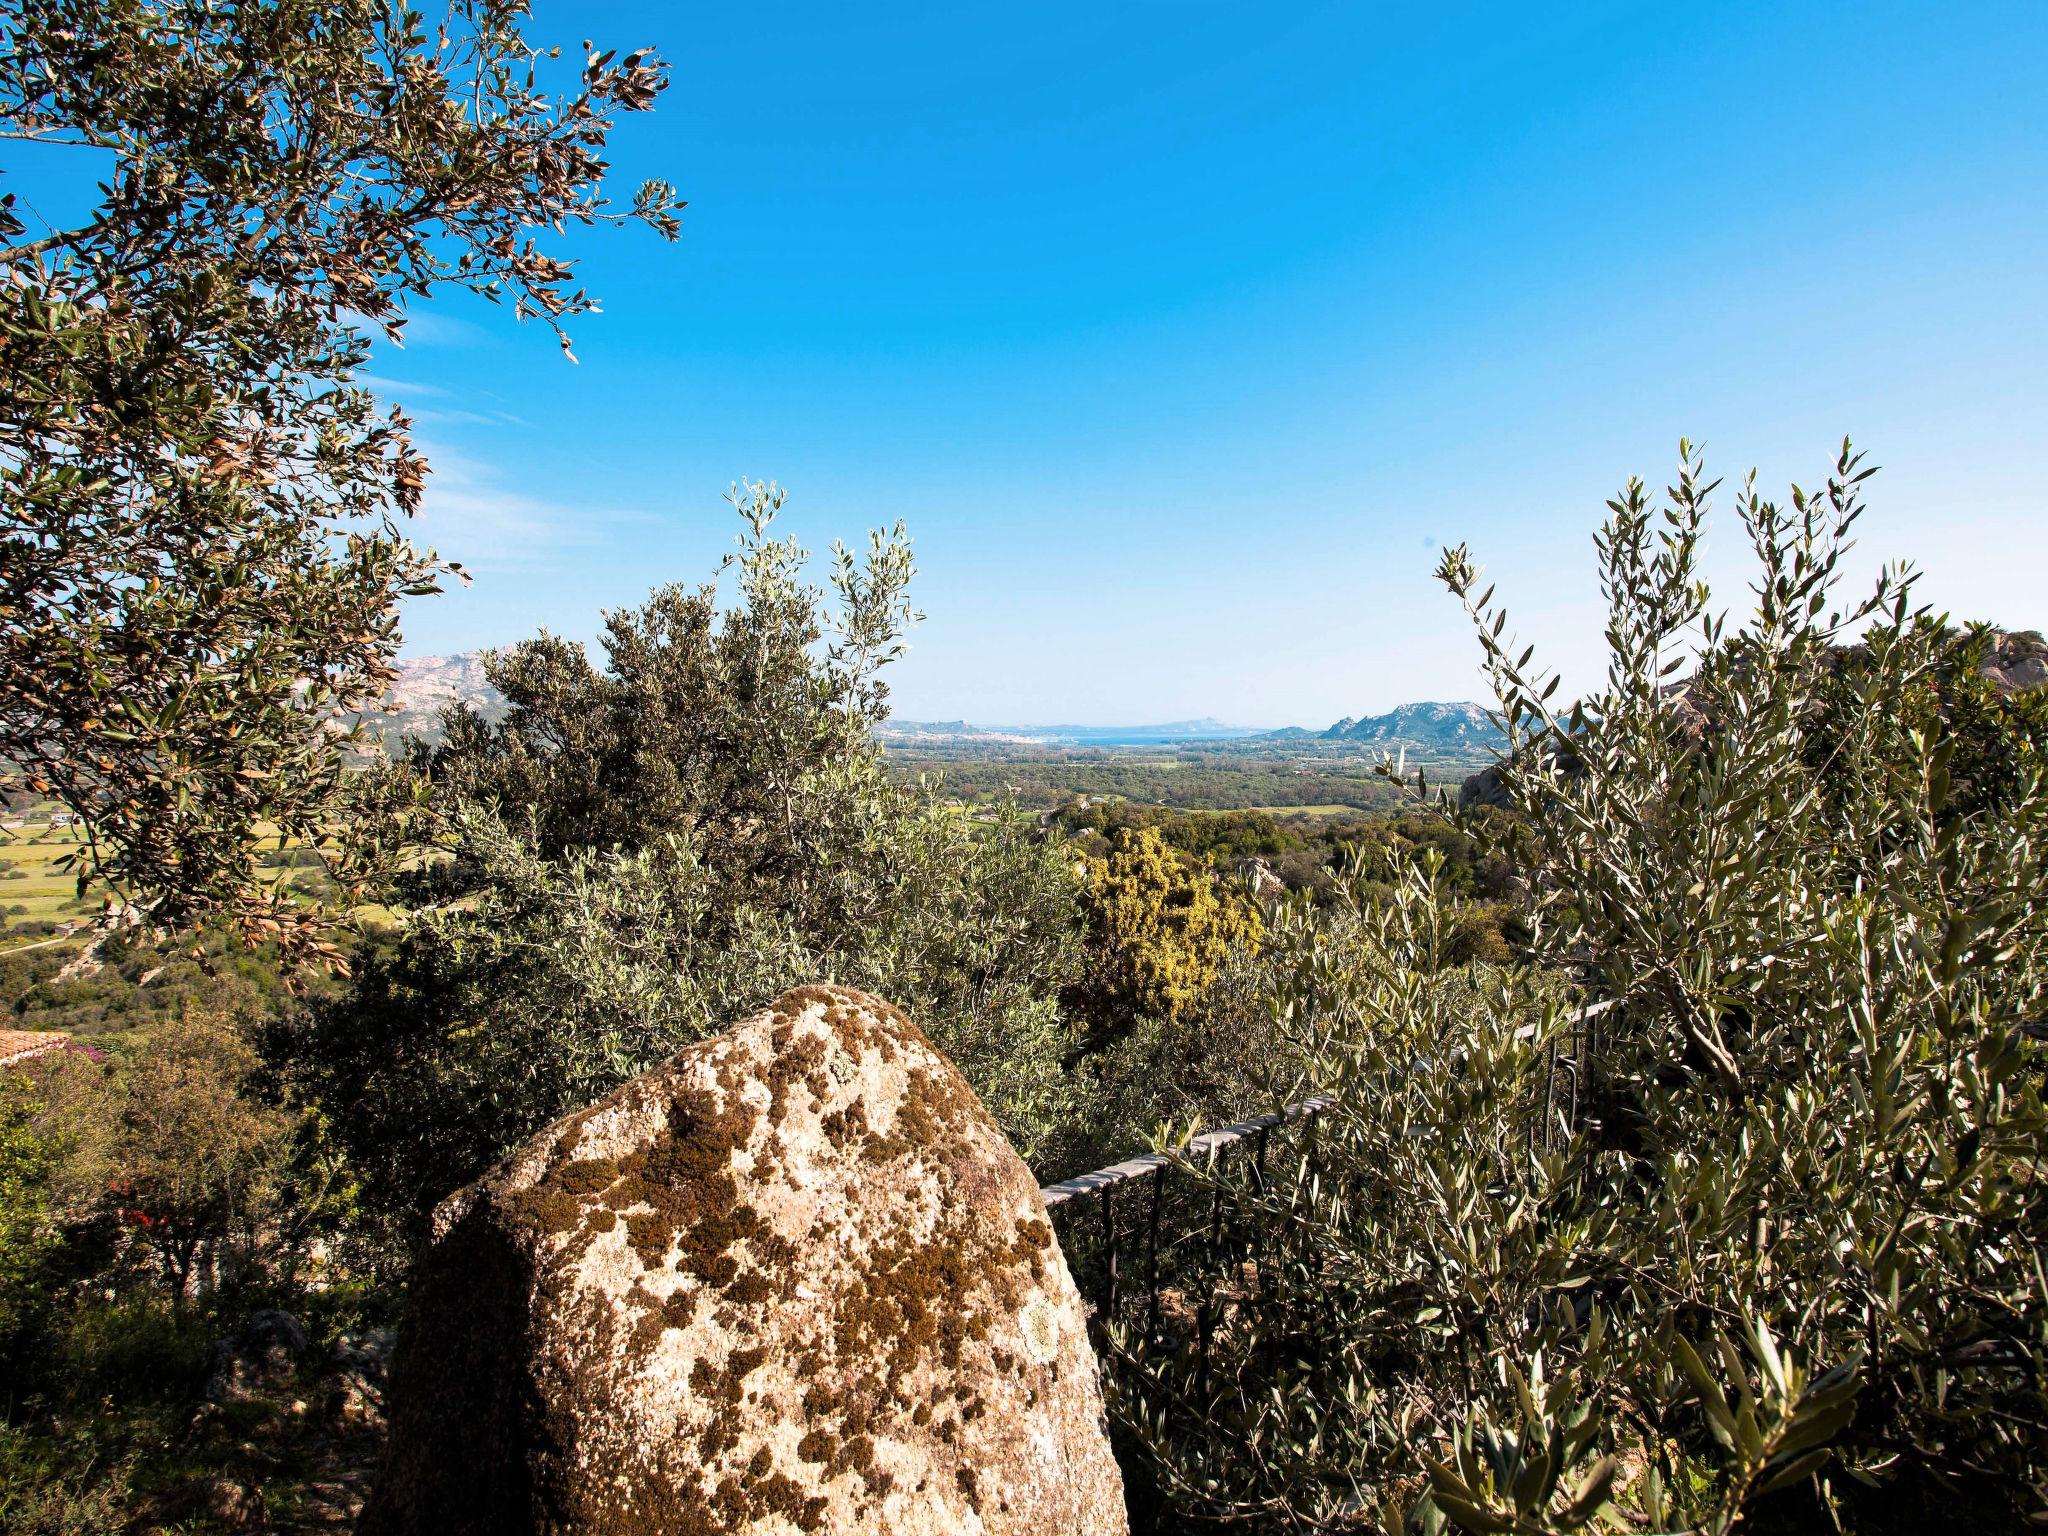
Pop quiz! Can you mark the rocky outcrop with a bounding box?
[202,1309,313,1405]
[359,983,1125,1536]
[1982,629,2048,694]
[1239,858,1287,901]
[1458,764,1514,811]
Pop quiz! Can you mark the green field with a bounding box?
[0,808,368,1038]
[0,810,364,954]
[0,817,98,935]
[883,736,1495,815]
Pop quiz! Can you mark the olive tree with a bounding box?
[277,488,1096,1220]
[1120,444,2048,1534]
[0,0,681,960]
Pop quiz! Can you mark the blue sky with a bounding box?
[52,2,2048,724]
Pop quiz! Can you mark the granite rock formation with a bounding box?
[358,983,1125,1536]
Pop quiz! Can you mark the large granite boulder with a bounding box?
[358,984,1125,1536]
[1981,628,2048,694]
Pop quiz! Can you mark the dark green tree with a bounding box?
[280,490,1094,1220]
[0,0,681,960]
[427,482,916,919]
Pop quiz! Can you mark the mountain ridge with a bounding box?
[385,652,1500,749]
[1317,700,1499,747]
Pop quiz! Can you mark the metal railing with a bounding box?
[1038,996,1619,1355]
[1041,1094,1332,1353]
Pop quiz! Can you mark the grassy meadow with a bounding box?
[0,814,98,938]
[0,809,362,1039]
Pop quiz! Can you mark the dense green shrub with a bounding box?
[0,1290,335,1536]
[1119,444,2048,1533]
[0,1415,141,1536]
[284,786,1096,1215]
[1068,826,1263,1037]
[278,489,1101,1220]
[0,1072,57,1349]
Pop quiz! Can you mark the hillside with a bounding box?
[1319,700,1499,747]
[386,652,500,716]
[360,652,507,744]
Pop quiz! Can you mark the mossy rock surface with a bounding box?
[358,983,1126,1536]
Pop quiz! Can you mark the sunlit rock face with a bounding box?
[1981,629,2048,694]
[358,983,1126,1536]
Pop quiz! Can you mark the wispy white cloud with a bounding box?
[357,372,449,400]
[412,406,510,428]
[407,437,657,572]
[391,311,493,349]
[419,406,534,431]
[356,373,531,430]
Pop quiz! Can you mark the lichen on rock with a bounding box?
[358,983,1126,1536]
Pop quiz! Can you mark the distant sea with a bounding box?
[884,720,1273,747]
[1029,728,1262,746]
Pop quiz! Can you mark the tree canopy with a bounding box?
[0,0,680,959]
[278,490,1099,1219]
[1124,444,2048,1533]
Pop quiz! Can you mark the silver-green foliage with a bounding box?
[1120,444,2048,1532]
[285,490,1094,1217]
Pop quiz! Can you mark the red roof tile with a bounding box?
[0,1030,70,1067]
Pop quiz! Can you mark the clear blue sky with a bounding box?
[249,4,2048,722]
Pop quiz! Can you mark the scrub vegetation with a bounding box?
[4,4,2046,1532]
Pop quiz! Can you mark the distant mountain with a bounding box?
[1319,701,1500,748]
[363,651,506,742]
[882,709,1507,751]
[388,652,502,715]
[365,655,1499,757]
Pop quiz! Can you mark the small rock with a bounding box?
[202,1309,312,1404]
[202,1476,264,1527]
[324,1326,396,1428]
[1239,857,1287,900]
